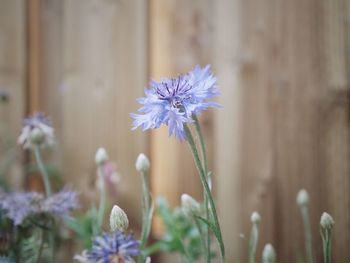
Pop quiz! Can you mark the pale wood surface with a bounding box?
[0,0,25,189]
[40,0,148,230]
[4,0,350,262]
[150,0,215,237]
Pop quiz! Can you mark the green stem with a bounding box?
[184,124,225,262]
[301,206,313,263]
[138,170,152,263]
[248,223,259,263]
[33,146,52,196]
[97,166,106,231]
[193,115,211,263]
[36,229,45,263]
[49,218,56,263]
[321,229,332,263]
[194,216,208,261]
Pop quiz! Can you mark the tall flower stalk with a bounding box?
[18,113,56,262]
[95,148,109,231]
[297,189,313,263]
[132,65,225,262]
[193,115,211,263]
[320,212,334,263]
[184,125,225,261]
[135,153,153,263]
[249,212,261,263]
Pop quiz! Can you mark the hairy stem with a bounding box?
[300,206,313,263]
[193,115,210,263]
[184,124,225,262]
[33,146,51,197]
[97,166,106,231]
[138,170,152,263]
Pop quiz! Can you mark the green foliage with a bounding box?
[145,196,210,261]
[17,230,44,263]
[64,207,100,249]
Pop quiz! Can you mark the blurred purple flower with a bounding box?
[74,231,140,263]
[18,113,55,149]
[131,65,220,140]
[0,188,79,225]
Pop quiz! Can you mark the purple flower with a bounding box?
[0,192,41,225]
[18,113,55,149]
[0,188,79,225]
[74,231,140,263]
[131,65,220,140]
[42,188,80,218]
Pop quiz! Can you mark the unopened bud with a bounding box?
[30,127,45,145]
[320,212,334,230]
[135,153,150,173]
[296,189,309,207]
[109,205,129,232]
[95,148,108,165]
[145,257,151,263]
[181,194,200,216]
[262,244,276,263]
[251,211,261,224]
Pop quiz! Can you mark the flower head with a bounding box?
[181,193,201,217]
[74,231,140,263]
[18,113,54,149]
[131,65,220,140]
[262,244,276,263]
[110,205,129,232]
[296,189,309,207]
[250,211,261,224]
[0,188,79,225]
[95,148,109,166]
[320,212,335,230]
[135,153,150,173]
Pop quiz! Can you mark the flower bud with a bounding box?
[109,205,129,232]
[181,194,200,216]
[296,189,309,207]
[29,127,45,145]
[145,257,151,263]
[320,212,334,230]
[262,243,276,263]
[250,211,261,224]
[135,153,150,173]
[95,148,108,165]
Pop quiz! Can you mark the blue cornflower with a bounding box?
[0,188,79,225]
[74,231,140,263]
[131,65,220,140]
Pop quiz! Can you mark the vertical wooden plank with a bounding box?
[40,0,148,228]
[0,0,26,188]
[213,0,243,262]
[150,0,215,237]
[27,0,41,113]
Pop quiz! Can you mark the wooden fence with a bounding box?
[0,0,349,262]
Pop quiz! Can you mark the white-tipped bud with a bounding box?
[320,212,334,230]
[145,257,151,263]
[296,189,309,207]
[251,211,261,224]
[109,205,129,232]
[262,243,276,263]
[95,148,108,165]
[181,194,200,216]
[29,127,45,145]
[135,153,150,173]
